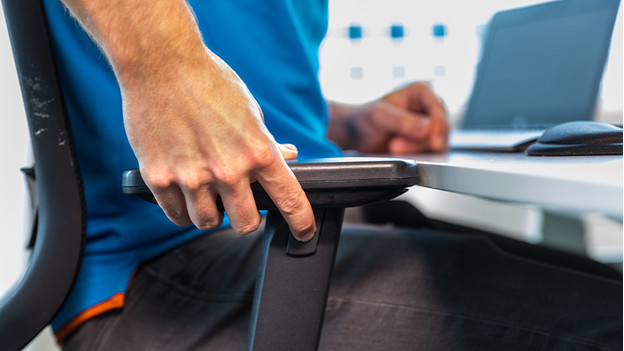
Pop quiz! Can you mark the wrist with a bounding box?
[115,43,210,93]
[327,102,358,150]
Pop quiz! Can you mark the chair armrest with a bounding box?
[121,157,418,209]
[122,157,418,351]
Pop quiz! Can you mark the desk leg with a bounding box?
[248,207,344,351]
[541,211,587,256]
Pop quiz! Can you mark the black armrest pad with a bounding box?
[122,157,418,209]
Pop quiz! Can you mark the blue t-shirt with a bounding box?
[43,0,341,333]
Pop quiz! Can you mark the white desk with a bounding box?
[407,151,622,220]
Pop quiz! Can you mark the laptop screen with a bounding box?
[461,0,620,130]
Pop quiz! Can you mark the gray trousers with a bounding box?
[62,223,622,350]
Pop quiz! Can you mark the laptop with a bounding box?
[450,0,620,151]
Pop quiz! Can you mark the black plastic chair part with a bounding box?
[0,0,86,349]
[123,157,419,351]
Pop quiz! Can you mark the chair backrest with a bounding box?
[0,0,86,349]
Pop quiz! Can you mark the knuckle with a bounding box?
[248,142,275,168]
[234,220,260,235]
[178,172,211,190]
[179,176,202,191]
[142,170,174,190]
[413,81,426,89]
[276,191,305,215]
[212,166,241,187]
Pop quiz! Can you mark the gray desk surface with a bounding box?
[405,151,622,220]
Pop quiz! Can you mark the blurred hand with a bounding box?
[327,82,448,154]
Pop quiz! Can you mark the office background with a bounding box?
[318,0,623,264]
[0,1,621,349]
[319,0,622,122]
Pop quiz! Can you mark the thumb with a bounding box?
[278,143,298,160]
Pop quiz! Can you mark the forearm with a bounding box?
[58,0,208,90]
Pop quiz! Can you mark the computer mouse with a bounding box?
[527,121,623,156]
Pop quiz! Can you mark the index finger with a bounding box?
[403,83,444,115]
[254,158,316,241]
[421,95,448,151]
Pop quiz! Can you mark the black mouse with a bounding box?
[527,121,623,156]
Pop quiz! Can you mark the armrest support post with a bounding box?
[248,207,345,351]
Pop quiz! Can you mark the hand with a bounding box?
[327,82,448,154]
[57,0,316,240]
[122,49,316,240]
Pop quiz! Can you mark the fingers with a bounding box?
[278,143,298,160]
[149,172,261,234]
[150,181,193,226]
[265,143,317,241]
[217,180,261,234]
[255,158,316,242]
[183,184,224,231]
[388,136,430,154]
[371,102,432,141]
[370,102,440,154]
[373,83,449,153]
[404,83,449,151]
[421,97,448,152]
[146,170,225,230]
[148,171,264,234]
[142,145,314,241]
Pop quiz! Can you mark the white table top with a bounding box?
[405,151,622,220]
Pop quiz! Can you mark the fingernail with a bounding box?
[282,144,298,152]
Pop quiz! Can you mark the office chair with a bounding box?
[0,0,418,350]
[0,0,85,349]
